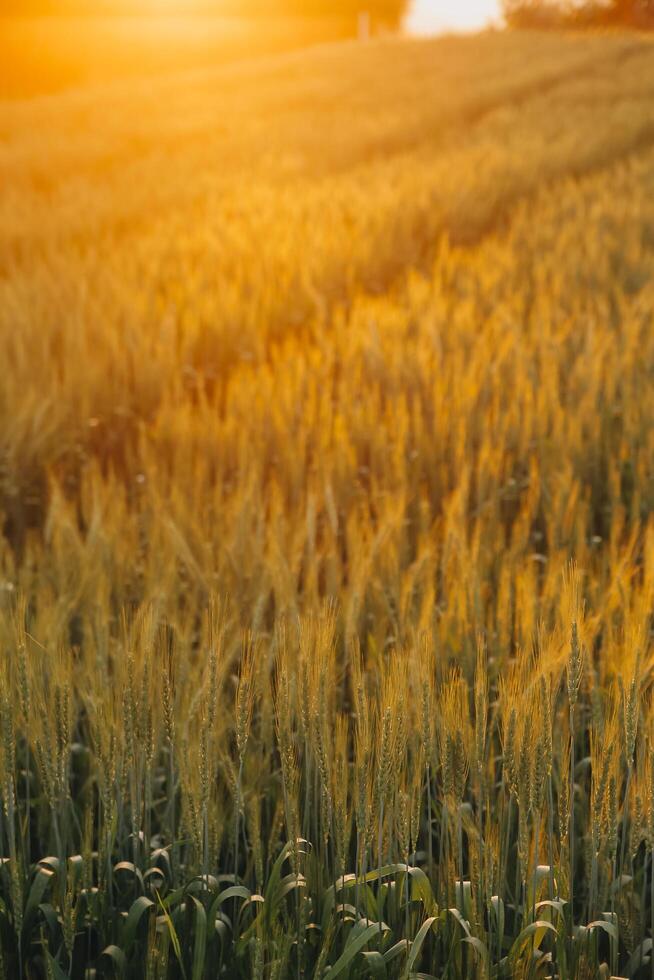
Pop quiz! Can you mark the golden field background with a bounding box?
[3,30,654,650]
[3,24,654,978]
[0,15,355,99]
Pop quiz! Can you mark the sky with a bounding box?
[407,0,500,32]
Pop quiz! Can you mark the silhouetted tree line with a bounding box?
[504,0,654,28]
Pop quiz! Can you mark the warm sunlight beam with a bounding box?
[407,0,500,33]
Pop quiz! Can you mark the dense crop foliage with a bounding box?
[4,28,654,978]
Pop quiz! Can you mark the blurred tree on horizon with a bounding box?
[503,0,654,27]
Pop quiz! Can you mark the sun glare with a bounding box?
[408,0,500,32]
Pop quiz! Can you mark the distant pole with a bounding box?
[358,10,370,40]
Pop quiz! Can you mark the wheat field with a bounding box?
[3,25,654,978]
